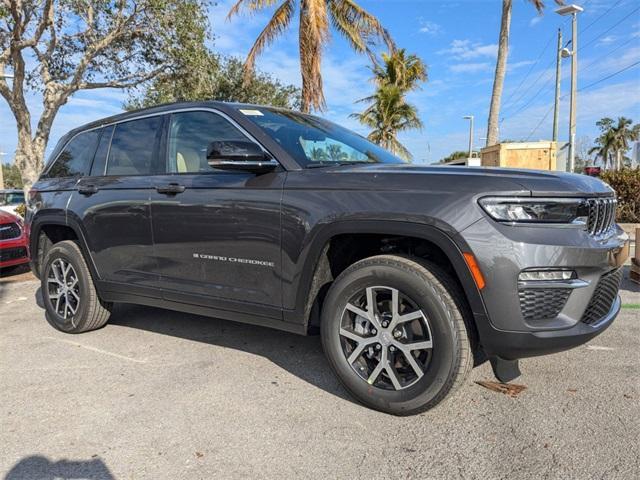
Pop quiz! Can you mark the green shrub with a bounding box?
[14,203,27,218]
[600,168,640,223]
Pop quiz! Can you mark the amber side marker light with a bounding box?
[463,253,486,290]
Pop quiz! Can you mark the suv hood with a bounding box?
[329,164,614,197]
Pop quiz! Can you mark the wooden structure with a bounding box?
[480,141,557,170]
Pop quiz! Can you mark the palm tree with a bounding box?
[353,49,426,161]
[486,0,563,146]
[326,144,348,161]
[372,49,427,91]
[310,147,328,161]
[227,0,394,113]
[611,117,640,169]
[590,117,640,170]
[352,85,422,160]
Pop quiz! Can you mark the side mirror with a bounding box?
[206,140,277,174]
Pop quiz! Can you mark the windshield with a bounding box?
[234,107,406,168]
[0,192,25,206]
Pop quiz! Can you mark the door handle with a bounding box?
[78,184,98,195]
[156,183,186,195]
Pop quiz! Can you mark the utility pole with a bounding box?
[556,4,583,173]
[552,28,562,143]
[464,115,474,161]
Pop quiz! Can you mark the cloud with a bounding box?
[597,35,617,46]
[418,19,442,35]
[449,62,494,73]
[529,16,543,27]
[438,40,498,60]
[508,60,536,72]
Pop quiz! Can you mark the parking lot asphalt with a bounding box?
[1,273,638,480]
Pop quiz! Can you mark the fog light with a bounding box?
[518,269,576,281]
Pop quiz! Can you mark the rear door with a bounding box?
[150,109,284,311]
[71,115,165,291]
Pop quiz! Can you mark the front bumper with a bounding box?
[461,217,628,360]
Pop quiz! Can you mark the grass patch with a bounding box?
[622,304,640,309]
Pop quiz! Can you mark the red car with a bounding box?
[0,210,29,270]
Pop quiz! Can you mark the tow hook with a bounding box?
[490,357,521,383]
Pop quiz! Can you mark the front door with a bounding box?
[150,110,284,310]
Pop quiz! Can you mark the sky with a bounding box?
[1,0,639,164]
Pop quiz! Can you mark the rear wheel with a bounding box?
[42,240,112,333]
[321,255,472,415]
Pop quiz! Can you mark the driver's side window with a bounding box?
[167,111,249,173]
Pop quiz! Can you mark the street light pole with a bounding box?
[463,115,474,160]
[552,28,562,143]
[556,4,583,173]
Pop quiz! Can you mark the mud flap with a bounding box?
[490,357,521,383]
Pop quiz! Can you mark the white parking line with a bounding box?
[43,336,147,363]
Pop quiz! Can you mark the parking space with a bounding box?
[1,273,638,479]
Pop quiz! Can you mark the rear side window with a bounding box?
[106,116,163,176]
[47,129,100,178]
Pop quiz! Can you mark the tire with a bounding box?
[320,255,473,415]
[41,240,112,333]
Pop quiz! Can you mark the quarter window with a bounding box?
[106,116,163,176]
[167,111,250,173]
[47,129,100,178]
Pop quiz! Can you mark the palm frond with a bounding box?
[243,0,296,83]
[228,0,282,20]
[329,0,395,52]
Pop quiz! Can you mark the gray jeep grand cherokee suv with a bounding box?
[26,102,629,415]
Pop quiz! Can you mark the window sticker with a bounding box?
[239,109,264,116]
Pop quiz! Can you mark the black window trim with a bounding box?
[44,107,280,179]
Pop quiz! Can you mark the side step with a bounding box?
[490,357,521,383]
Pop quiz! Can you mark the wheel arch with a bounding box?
[287,220,489,335]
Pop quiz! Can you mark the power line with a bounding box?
[578,60,640,91]
[501,57,556,113]
[580,36,637,73]
[579,0,625,35]
[502,67,557,120]
[514,60,640,142]
[525,104,554,141]
[579,6,640,52]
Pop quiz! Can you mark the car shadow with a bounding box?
[34,285,354,405]
[106,302,354,403]
[4,455,113,480]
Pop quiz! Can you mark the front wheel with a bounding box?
[321,255,472,415]
[41,240,112,333]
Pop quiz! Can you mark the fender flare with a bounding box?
[29,211,101,283]
[286,220,489,329]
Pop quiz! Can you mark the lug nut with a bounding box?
[370,328,377,335]
[393,329,402,339]
[375,344,381,350]
[389,345,396,352]
[381,321,389,328]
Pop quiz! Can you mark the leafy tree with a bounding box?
[1,162,23,188]
[486,0,563,146]
[439,151,468,164]
[127,55,300,110]
[227,0,394,113]
[309,147,328,161]
[0,0,209,186]
[353,49,426,161]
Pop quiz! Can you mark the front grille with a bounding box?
[0,222,21,240]
[519,288,571,322]
[586,197,616,235]
[0,246,27,263]
[581,268,623,325]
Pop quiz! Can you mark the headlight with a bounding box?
[479,197,589,224]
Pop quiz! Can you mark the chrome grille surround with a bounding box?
[586,197,616,236]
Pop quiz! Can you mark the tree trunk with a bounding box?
[14,123,47,189]
[486,0,512,147]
